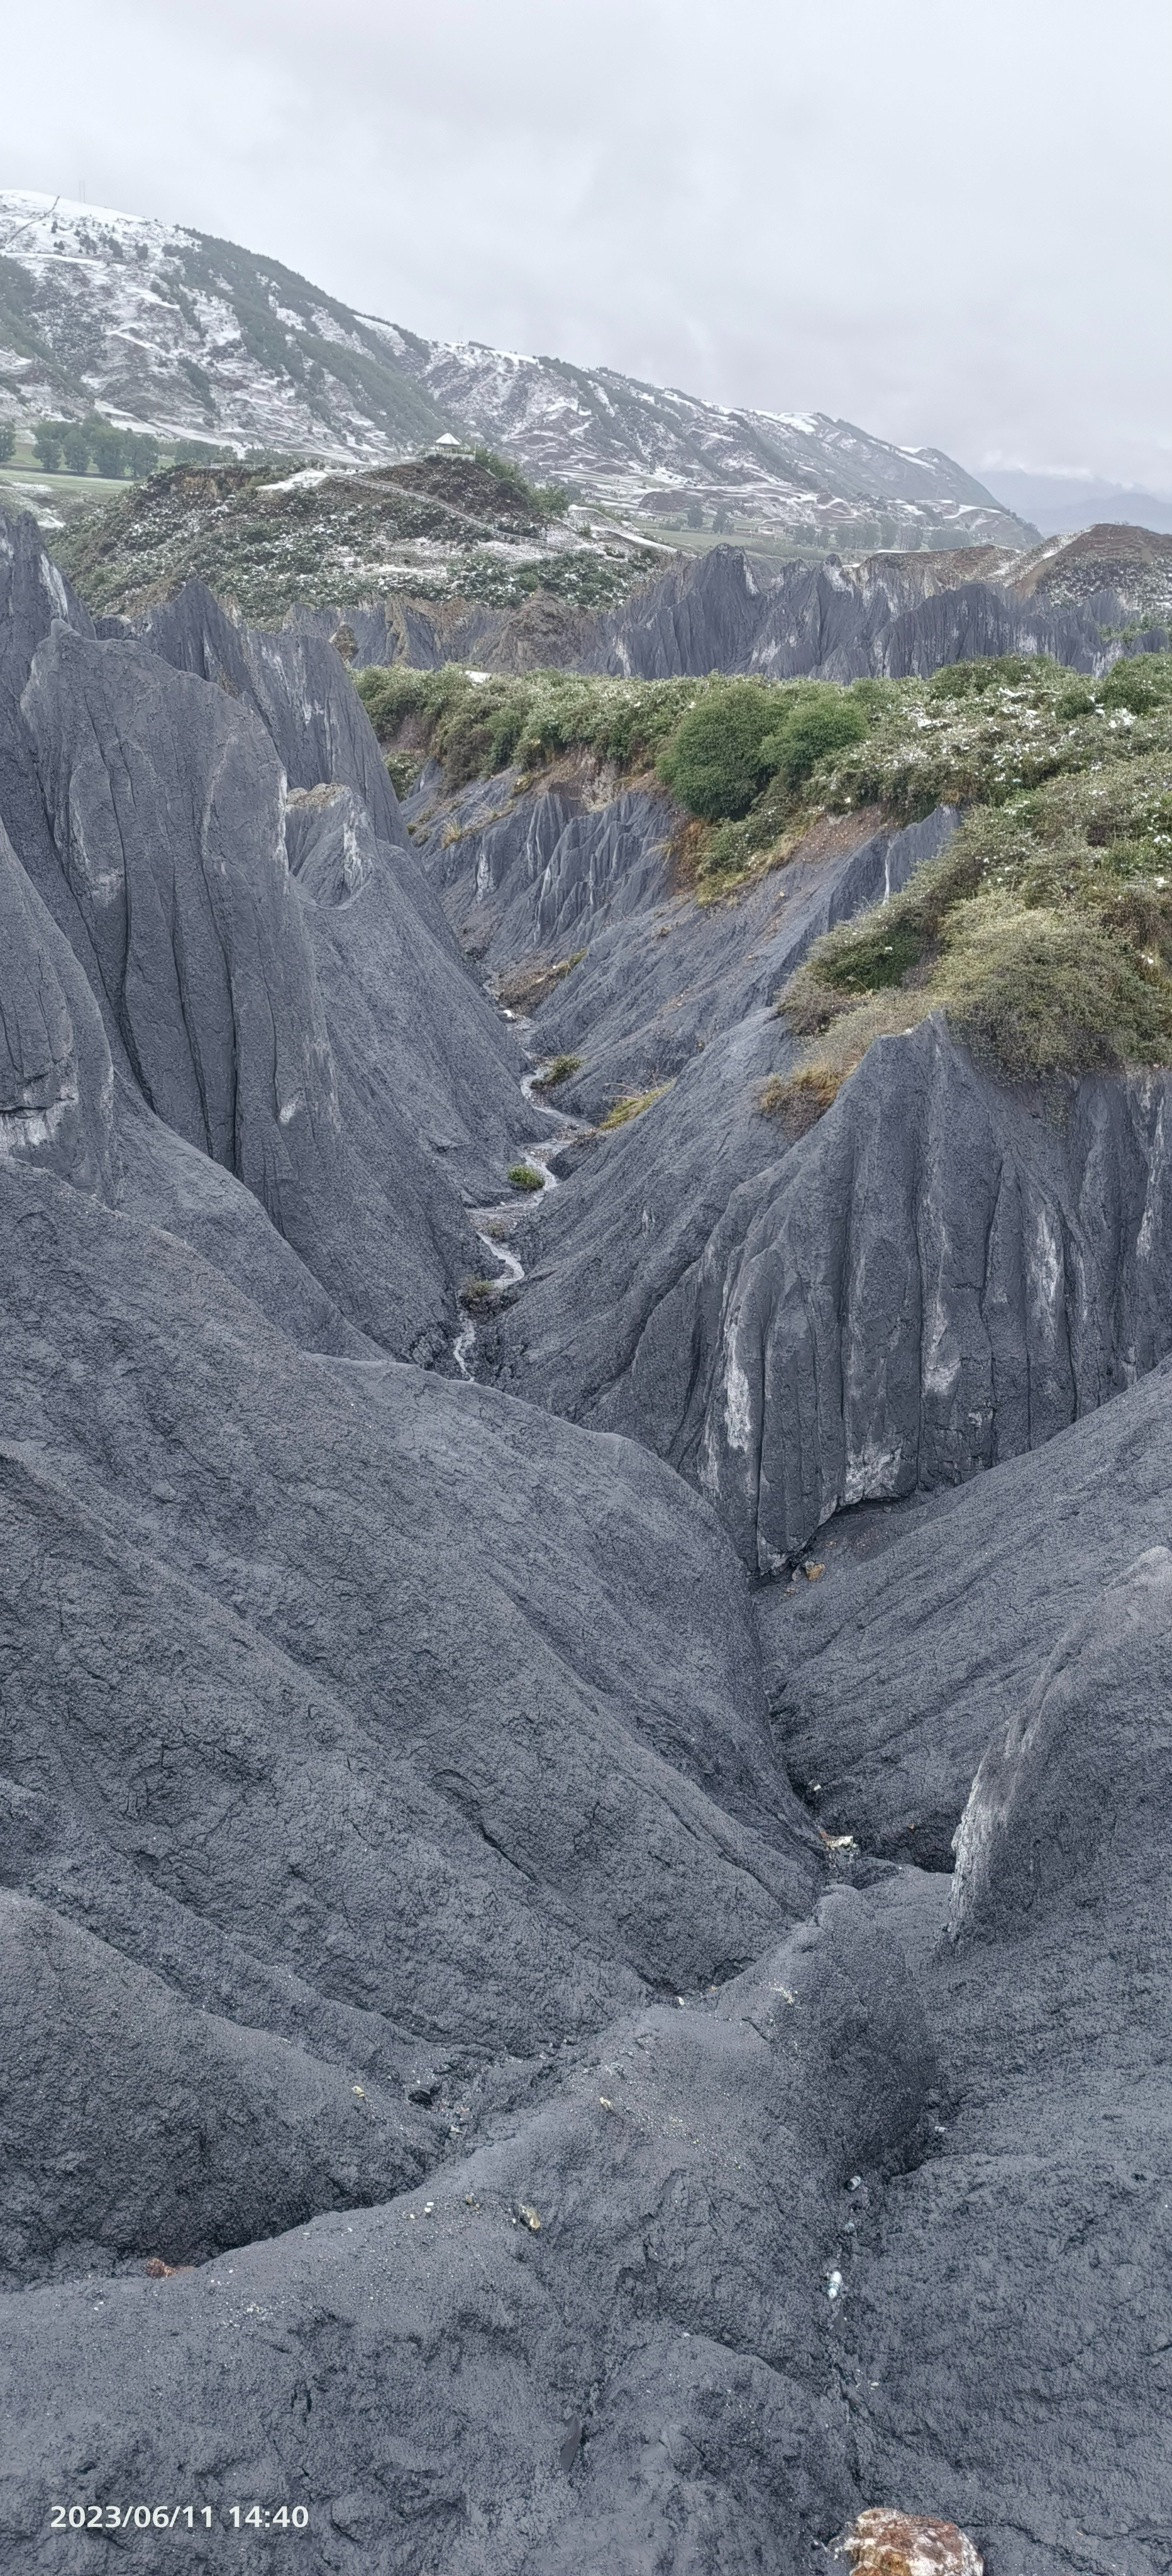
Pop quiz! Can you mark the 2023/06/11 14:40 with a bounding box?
[47,2504,311,2532]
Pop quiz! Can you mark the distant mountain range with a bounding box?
[0,189,1031,555]
[981,467,1172,538]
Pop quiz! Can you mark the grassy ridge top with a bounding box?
[360,649,1172,1087]
[53,450,644,623]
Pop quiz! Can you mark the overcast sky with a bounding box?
[4,0,1169,490]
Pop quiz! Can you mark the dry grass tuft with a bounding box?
[597,1084,672,1132]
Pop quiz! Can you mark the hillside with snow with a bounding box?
[0,190,1031,553]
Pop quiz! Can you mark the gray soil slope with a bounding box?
[1,504,1170,2576]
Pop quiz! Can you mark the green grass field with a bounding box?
[0,462,136,518]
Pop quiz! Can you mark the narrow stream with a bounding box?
[453,1056,590,1379]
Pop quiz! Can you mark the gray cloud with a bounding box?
[3,0,1169,485]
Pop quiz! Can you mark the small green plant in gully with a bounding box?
[532,1054,582,1089]
[459,1275,505,1306]
[507,1163,545,1191]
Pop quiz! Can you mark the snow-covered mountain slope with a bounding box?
[385,331,1027,548]
[0,191,448,458]
[0,190,1031,553]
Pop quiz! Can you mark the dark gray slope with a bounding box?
[133,580,408,846]
[113,1074,370,1356]
[741,553,1106,682]
[6,1535,1172,2576]
[0,1890,928,2573]
[527,804,952,1118]
[0,509,123,1040]
[0,816,115,1201]
[287,782,532,1204]
[829,1554,1172,2574]
[692,1019,1172,1568]
[0,511,548,1358]
[0,1890,429,2290]
[417,773,680,982]
[412,758,954,1116]
[0,1144,819,2058]
[494,1013,1172,1572]
[757,1353,1172,1865]
[19,622,468,1357]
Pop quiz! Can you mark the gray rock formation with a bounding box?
[494,1013,1172,1570]
[693,1017,1172,1569]
[757,1350,1172,1865]
[0,512,546,1362]
[4,502,1171,2576]
[0,816,114,1200]
[21,621,448,1352]
[133,580,408,845]
[414,767,955,1115]
[287,780,531,1206]
[341,540,1136,682]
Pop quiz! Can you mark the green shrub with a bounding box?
[757,689,868,791]
[507,1163,545,1191]
[460,1275,504,1306]
[814,915,927,994]
[1055,681,1095,718]
[1101,653,1172,716]
[0,420,14,464]
[777,740,1172,1105]
[356,663,696,790]
[936,900,1172,1078]
[533,1053,582,1089]
[384,750,423,798]
[472,446,530,493]
[656,682,781,820]
[357,665,432,738]
[927,653,1046,701]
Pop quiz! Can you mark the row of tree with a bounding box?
[28,418,162,479]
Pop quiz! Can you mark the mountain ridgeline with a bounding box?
[0,187,1030,553]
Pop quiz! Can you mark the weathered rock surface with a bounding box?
[133,580,408,845]
[343,540,1151,682]
[693,1017,1172,1568]
[6,1475,1172,2571]
[0,1889,929,2570]
[757,1351,1172,1864]
[0,1157,819,2046]
[0,513,544,1360]
[0,816,114,1199]
[287,780,531,1206]
[20,621,452,1352]
[0,1889,431,2290]
[414,765,954,1115]
[4,508,1171,2576]
[493,1015,1172,1575]
[822,1548,1172,2571]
